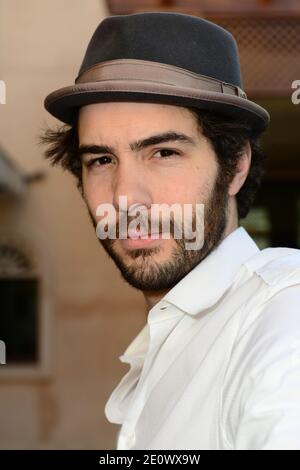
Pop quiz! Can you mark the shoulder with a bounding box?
[222,247,300,448]
[244,246,300,288]
[241,246,300,332]
[245,247,300,285]
[232,247,300,368]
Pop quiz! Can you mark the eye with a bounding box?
[153,148,180,159]
[86,156,113,168]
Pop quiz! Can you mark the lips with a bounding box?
[127,230,160,239]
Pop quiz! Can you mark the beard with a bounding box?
[85,169,229,292]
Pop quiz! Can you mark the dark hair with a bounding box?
[189,108,266,219]
[39,107,266,220]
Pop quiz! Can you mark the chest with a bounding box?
[121,274,267,450]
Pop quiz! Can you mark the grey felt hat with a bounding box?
[44,12,270,133]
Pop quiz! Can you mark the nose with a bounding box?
[112,158,152,215]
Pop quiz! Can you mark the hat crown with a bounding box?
[77,12,243,88]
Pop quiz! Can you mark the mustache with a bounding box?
[86,199,204,243]
[88,209,191,237]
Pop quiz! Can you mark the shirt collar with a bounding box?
[161,226,260,316]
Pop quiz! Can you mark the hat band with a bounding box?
[75,58,247,99]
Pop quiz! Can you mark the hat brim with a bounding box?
[44,80,270,133]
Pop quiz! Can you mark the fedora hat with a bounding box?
[44,12,270,133]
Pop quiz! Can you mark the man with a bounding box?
[42,12,300,450]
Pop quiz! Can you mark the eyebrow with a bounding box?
[78,131,196,159]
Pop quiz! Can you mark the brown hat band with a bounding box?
[75,58,247,99]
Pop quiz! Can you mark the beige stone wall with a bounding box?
[0,0,146,449]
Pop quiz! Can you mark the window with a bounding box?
[0,244,52,379]
[0,245,39,364]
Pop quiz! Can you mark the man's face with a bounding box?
[78,102,229,292]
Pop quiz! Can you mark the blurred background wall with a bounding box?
[0,0,146,449]
[0,0,299,449]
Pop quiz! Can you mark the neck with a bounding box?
[143,289,170,311]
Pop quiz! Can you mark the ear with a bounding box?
[228,140,252,197]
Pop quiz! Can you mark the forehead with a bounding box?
[78,101,198,135]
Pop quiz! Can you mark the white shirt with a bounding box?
[104,226,300,450]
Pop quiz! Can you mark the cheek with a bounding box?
[160,166,215,204]
[82,175,108,215]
